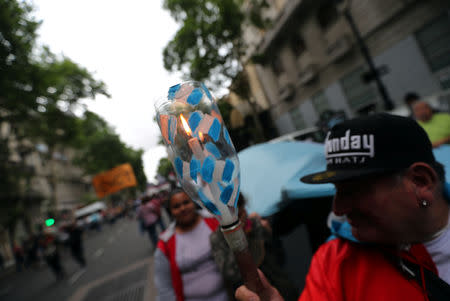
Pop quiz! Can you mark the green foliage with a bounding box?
[80,193,98,206]
[0,0,40,115]
[217,98,233,126]
[73,111,148,191]
[0,0,112,228]
[0,138,20,209]
[162,0,272,90]
[34,50,110,103]
[231,71,251,99]
[247,0,271,29]
[162,0,245,87]
[156,157,174,178]
[0,0,148,229]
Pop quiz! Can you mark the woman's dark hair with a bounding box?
[404,92,420,105]
[237,193,247,208]
[168,188,186,203]
[141,195,151,204]
[168,188,203,211]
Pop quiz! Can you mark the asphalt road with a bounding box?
[0,217,159,301]
[0,212,314,301]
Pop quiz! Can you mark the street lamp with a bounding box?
[336,0,395,111]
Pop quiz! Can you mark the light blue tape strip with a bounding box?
[202,83,213,100]
[205,142,221,158]
[198,190,221,216]
[208,118,221,142]
[444,182,450,201]
[223,127,231,145]
[168,116,176,144]
[233,184,240,208]
[222,159,235,183]
[220,183,234,205]
[190,159,200,183]
[187,88,203,105]
[188,111,202,132]
[201,156,215,183]
[174,157,183,179]
[168,84,180,100]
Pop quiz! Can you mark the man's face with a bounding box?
[333,173,418,244]
[413,102,433,122]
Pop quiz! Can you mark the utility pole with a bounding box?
[339,3,395,110]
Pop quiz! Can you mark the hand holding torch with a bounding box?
[155,81,270,300]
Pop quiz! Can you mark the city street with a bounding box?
[0,213,315,301]
[0,218,158,301]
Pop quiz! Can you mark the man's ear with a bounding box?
[406,162,439,202]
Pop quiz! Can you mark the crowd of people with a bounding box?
[235,113,450,300]
[404,91,450,148]
[5,96,449,300]
[10,220,87,280]
[148,104,449,300]
[6,201,136,280]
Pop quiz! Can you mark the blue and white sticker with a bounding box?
[187,88,203,106]
[201,156,216,183]
[174,157,183,179]
[168,84,181,100]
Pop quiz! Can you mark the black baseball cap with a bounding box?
[301,113,436,184]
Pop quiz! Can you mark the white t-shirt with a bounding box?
[176,220,228,301]
[424,211,450,284]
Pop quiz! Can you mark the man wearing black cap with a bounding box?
[236,114,450,301]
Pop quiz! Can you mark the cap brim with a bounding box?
[300,167,401,184]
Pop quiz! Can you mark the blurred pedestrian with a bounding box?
[67,220,86,268]
[235,114,450,301]
[152,193,167,231]
[137,195,164,249]
[90,212,102,231]
[0,251,4,270]
[210,194,298,300]
[404,91,420,117]
[154,188,228,301]
[13,242,25,272]
[413,101,450,148]
[39,227,65,280]
[23,234,40,269]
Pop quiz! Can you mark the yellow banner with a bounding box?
[92,163,137,198]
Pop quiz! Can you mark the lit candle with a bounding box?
[180,114,204,160]
[180,113,234,223]
[189,138,203,160]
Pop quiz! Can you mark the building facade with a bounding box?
[2,124,91,221]
[238,0,450,136]
[1,121,92,264]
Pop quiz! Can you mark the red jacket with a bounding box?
[156,217,219,301]
[299,238,438,301]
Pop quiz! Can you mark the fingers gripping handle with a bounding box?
[221,223,271,301]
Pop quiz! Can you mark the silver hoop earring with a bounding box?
[420,200,429,208]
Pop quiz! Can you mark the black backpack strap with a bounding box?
[398,258,450,301]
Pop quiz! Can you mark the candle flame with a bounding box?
[199,131,204,142]
[180,114,191,136]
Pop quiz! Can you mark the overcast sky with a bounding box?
[34,0,181,182]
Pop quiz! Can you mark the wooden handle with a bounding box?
[222,224,271,300]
